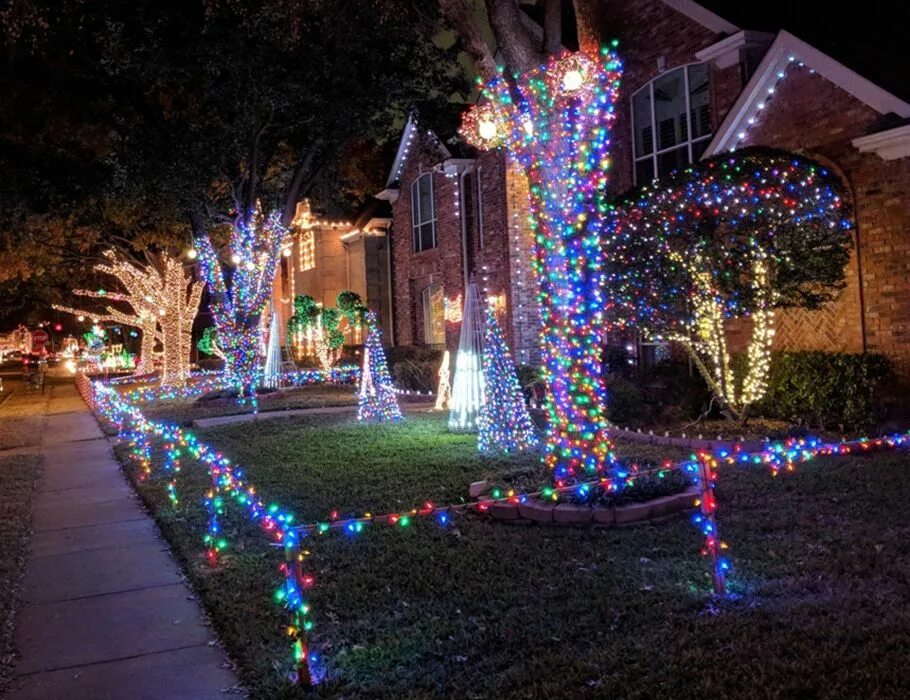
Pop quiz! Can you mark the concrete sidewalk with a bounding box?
[7,380,242,699]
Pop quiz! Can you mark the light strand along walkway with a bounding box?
[8,378,242,699]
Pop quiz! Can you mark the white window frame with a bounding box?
[411,173,437,252]
[631,63,713,185]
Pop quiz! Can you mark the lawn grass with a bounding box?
[139,383,360,426]
[118,409,910,699]
[0,453,42,693]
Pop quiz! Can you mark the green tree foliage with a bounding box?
[0,0,466,321]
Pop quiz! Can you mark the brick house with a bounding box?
[272,199,393,355]
[378,112,540,364]
[383,0,910,380]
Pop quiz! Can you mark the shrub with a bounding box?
[605,376,649,426]
[758,351,891,432]
[387,345,444,392]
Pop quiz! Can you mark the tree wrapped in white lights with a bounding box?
[195,208,288,400]
[54,250,202,381]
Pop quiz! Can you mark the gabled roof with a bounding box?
[658,0,739,35]
[384,111,451,189]
[704,30,910,156]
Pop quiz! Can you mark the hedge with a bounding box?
[758,351,891,432]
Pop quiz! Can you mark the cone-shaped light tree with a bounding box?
[196,208,288,401]
[477,304,538,455]
[262,310,282,388]
[449,281,485,431]
[357,311,401,421]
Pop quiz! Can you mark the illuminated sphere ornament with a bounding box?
[230,253,242,265]
[460,103,504,149]
[187,248,198,260]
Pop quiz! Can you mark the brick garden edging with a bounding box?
[471,484,699,527]
[607,425,766,453]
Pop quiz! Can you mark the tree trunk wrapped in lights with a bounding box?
[478,305,538,455]
[461,49,622,479]
[357,311,401,421]
[460,45,850,468]
[53,250,202,381]
[196,209,288,402]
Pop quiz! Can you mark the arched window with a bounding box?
[422,283,445,347]
[632,64,712,184]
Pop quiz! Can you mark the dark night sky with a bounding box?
[698,0,910,102]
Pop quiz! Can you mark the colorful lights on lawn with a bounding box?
[357,311,402,421]
[196,208,288,406]
[477,304,538,455]
[461,46,623,479]
[78,368,910,687]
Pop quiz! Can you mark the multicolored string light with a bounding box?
[477,304,538,455]
[461,46,623,480]
[357,311,402,421]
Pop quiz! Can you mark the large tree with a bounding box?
[0,0,465,321]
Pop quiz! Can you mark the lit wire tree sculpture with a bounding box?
[434,349,452,410]
[449,280,484,431]
[478,304,537,455]
[196,208,288,402]
[262,310,282,389]
[357,311,401,421]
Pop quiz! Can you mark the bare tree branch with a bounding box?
[544,0,562,56]
[439,0,498,81]
[484,0,540,73]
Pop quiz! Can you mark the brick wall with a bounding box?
[737,66,910,378]
[389,130,531,356]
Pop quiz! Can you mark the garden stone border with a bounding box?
[470,484,699,527]
[607,425,766,453]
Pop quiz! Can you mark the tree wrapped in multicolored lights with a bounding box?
[357,311,401,421]
[196,209,288,400]
[604,150,850,422]
[460,41,852,462]
[478,304,537,455]
[461,48,621,480]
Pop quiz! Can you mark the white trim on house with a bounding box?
[659,0,739,35]
[853,124,910,160]
[384,112,451,188]
[704,30,910,156]
[695,30,774,70]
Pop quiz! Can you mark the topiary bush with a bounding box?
[758,351,891,432]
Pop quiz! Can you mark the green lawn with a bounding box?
[117,409,910,699]
[138,383,360,426]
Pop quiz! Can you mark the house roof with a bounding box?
[384,110,452,189]
[704,30,910,155]
[695,0,910,103]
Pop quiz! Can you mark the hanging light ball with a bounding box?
[230,253,242,265]
[187,248,198,260]
[282,247,292,257]
[562,69,584,92]
[245,260,256,271]
[478,119,497,141]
